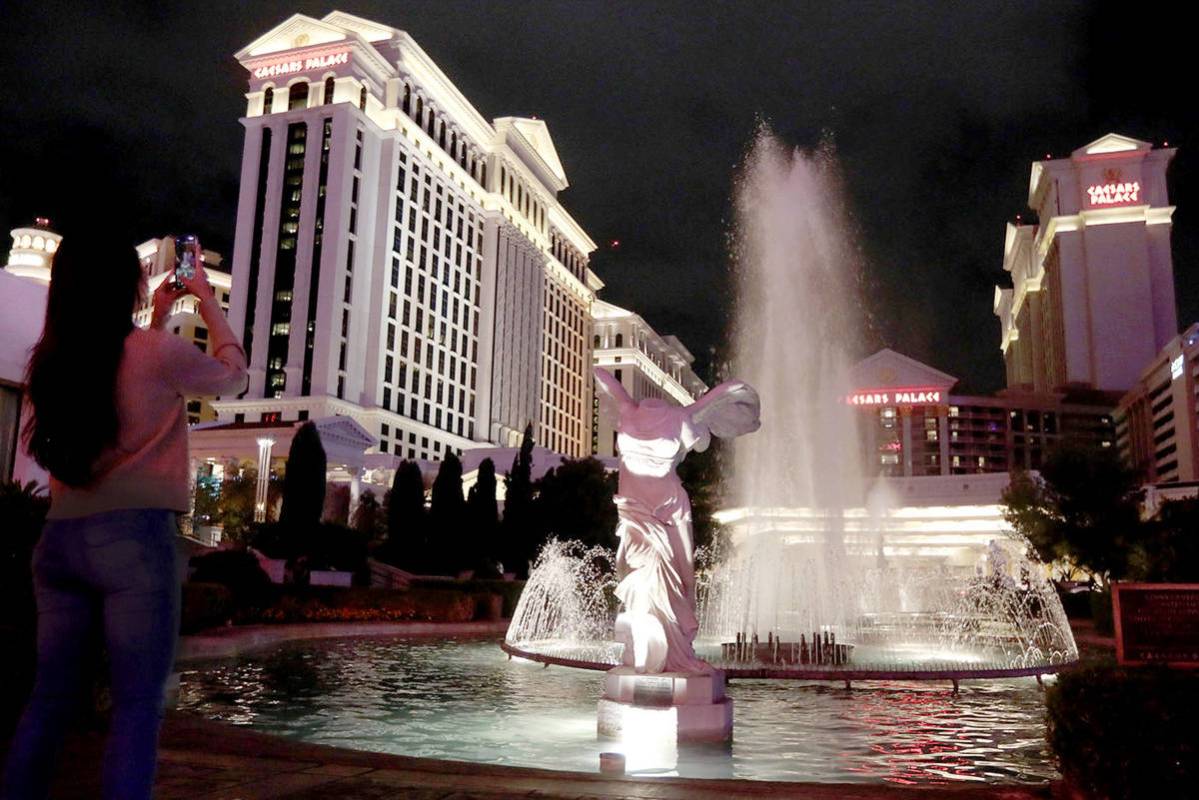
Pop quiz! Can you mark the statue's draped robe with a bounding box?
[613,409,711,673]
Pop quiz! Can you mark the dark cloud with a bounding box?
[2,0,1195,392]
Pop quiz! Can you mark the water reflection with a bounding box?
[177,638,1054,784]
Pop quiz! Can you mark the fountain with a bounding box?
[505,130,1077,687]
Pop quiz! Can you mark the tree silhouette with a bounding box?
[382,460,427,571]
[280,421,326,531]
[467,457,500,574]
[430,453,467,575]
[502,423,536,576]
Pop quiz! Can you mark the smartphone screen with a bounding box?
[174,235,197,284]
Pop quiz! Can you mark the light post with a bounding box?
[254,437,275,522]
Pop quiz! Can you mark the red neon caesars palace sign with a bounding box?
[847,388,943,406]
[1086,168,1141,207]
[251,50,349,79]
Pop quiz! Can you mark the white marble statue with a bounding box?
[594,367,761,674]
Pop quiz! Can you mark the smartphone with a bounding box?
[171,234,198,290]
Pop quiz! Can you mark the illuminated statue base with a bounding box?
[596,667,733,743]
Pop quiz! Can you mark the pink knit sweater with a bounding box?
[47,313,248,519]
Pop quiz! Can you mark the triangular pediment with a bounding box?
[321,11,398,43]
[852,349,958,392]
[1075,133,1152,157]
[236,14,349,60]
[498,117,567,186]
[312,415,376,449]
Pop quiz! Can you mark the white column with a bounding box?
[254,437,275,522]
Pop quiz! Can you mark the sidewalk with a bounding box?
[13,712,1056,800]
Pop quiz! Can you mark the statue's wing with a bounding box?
[688,380,761,439]
[593,366,634,415]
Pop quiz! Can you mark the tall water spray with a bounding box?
[709,131,866,642]
[729,131,863,512]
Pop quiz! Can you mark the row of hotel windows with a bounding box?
[540,278,589,456]
[399,82,487,189]
[550,231,588,281]
[379,422,464,462]
[379,148,483,440]
[499,164,546,235]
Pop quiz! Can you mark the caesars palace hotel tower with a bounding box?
[219,11,601,461]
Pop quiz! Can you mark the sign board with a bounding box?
[249,50,349,79]
[847,388,943,407]
[1112,583,1199,667]
[1086,181,1141,206]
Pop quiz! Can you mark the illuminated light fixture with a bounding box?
[1171,354,1184,381]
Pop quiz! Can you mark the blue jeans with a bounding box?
[2,509,179,800]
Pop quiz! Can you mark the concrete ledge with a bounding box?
[178,620,510,662]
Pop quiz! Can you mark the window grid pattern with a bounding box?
[377,145,483,459]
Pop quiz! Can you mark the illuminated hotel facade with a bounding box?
[850,349,1115,479]
[5,219,61,283]
[994,133,1177,394]
[218,11,601,463]
[591,299,707,456]
[1116,323,1199,485]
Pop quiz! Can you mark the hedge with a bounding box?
[236,586,497,625]
[181,581,236,634]
[412,578,525,618]
[1046,665,1198,799]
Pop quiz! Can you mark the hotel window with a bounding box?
[262,86,274,113]
[288,81,308,110]
[402,84,411,114]
[359,85,368,111]
[323,76,335,105]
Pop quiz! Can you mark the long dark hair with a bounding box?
[23,228,143,487]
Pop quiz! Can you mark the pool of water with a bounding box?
[177,636,1057,784]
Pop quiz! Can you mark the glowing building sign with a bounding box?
[251,50,349,79]
[1086,181,1141,207]
[847,388,943,407]
[1171,354,1184,381]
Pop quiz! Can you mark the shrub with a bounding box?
[412,578,526,618]
[1055,585,1093,620]
[1089,588,1114,636]
[1046,666,1198,799]
[240,586,483,624]
[188,549,274,607]
[181,581,235,633]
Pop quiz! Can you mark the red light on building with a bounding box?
[847,388,943,407]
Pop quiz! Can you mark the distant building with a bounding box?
[1116,323,1199,485]
[218,10,602,466]
[0,269,48,484]
[590,299,707,456]
[4,218,61,284]
[851,349,1116,478]
[994,133,1177,394]
[133,238,233,424]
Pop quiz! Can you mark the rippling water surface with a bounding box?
[177,636,1056,784]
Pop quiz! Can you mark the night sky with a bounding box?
[2,1,1194,393]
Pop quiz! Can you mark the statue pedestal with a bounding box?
[596,667,733,742]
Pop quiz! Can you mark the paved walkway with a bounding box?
[14,712,1058,800]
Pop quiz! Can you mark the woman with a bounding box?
[3,230,247,800]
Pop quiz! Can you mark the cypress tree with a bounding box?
[467,457,500,573]
[430,453,466,575]
[502,423,536,576]
[279,421,326,531]
[384,460,427,570]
